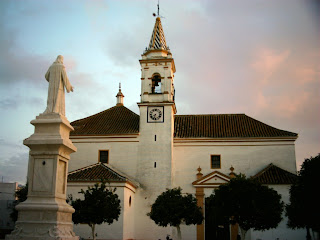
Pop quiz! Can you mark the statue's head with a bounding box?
[55,55,64,64]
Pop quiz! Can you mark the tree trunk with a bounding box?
[306,227,311,240]
[176,225,182,240]
[311,229,319,240]
[91,223,96,240]
[239,227,247,240]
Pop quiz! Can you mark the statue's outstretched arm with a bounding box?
[45,68,50,82]
[61,66,73,93]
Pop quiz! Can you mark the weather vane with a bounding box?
[153,0,160,17]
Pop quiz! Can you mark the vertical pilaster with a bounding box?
[229,166,239,240]
[195,167,204,240]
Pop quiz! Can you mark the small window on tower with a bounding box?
[99,150,109,164]
[151,74,162,93]
[211,155,221,169]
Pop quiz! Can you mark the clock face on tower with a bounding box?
[147,106,164,123]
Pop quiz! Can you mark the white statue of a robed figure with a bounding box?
[44,55,73,116]
[6,54,79,240]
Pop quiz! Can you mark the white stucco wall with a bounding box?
[123,187,135,239]
[134,103,175,240]
[133,189,175,240]
[172,139,297,194]
[171,138,298,240]
[69,135,139,179]
[137,104,174,193]
[0,182,17,230]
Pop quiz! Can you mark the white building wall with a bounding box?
[69,136,139,179]
[171,139,297,240]
[67,134,300,239]
[134,104,175,240]
[133,190,174,240]
[172,139,297,194]
[123,187,135,239]
[0,182,17,230]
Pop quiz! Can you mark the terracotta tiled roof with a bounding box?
[71,108,297,139]
[68,163,138,187]
[70,106,139,135]
[174,114,297,138]
[252,163,297,184]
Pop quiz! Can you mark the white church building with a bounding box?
[66,16,304,240]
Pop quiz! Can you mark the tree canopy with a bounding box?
[207,174,284,239]
[148,187,203,239]
[286,153,320,237]
[69,182,121,240]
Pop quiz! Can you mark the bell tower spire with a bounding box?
[148,16,168,51]
[139,16,176,110]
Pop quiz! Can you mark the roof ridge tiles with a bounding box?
[71,105,138,125]
[100,163,127,181]
[71,108,297,138]
[244,114,298,136]
[68,162,140,187]
[174,114,297,138]
[70,105,140,135]
[175,113,245,117]
[68,162,101,175]
[252,163,297,184]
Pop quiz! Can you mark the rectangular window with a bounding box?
[99,150,109,164]
[211,155,221,169]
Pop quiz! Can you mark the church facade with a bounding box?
[67,17,304,240]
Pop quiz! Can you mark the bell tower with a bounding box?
[137,16,176,192]
[135,15,177,239]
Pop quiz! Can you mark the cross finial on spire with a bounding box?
[157,0,160,17]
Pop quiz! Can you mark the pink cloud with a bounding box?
[251,48,291,85]
[63,55,77,71]
[295,67,319,85]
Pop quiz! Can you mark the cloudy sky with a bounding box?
[0,0,319,184]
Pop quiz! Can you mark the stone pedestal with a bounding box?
[6,113,79,240]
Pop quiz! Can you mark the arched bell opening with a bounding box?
[151,73,162,93]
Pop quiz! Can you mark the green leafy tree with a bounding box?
[286,153,320,239]
[10,183,28,222]
[148,187,203,240]
[207,174,284,239]
[69,182,121,240]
